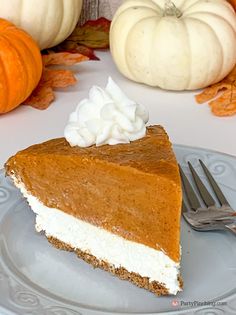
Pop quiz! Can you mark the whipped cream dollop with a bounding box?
[64,77,149,147]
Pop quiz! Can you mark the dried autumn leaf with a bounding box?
[49,42,99,60]
[49,17,111,60]
[84,17,111,33]
[23,52,88,110]
[24,86,54,110]
[68,17,111,49]
[40,68,77,88]
[195,65,236,116]
[209,88,236,116]
[43,52,88,66]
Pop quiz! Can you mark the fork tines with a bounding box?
[179,159,231,212]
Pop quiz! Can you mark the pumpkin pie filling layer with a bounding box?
[5,125,182,295]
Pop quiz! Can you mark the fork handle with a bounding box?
[225,223,236,236]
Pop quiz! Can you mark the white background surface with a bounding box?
[0,50,236,167]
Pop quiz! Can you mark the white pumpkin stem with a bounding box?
[163,0,182,18]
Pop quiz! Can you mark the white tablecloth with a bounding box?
[0,50,236,168]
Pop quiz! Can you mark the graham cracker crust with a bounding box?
[47,236,182,296]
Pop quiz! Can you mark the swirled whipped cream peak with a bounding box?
[64,77,149,147]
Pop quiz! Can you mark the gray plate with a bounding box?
[0,144,236,315]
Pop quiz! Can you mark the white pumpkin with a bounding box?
[110,0,236,90]
[0,0,83,50]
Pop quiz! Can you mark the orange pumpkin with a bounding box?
[0,18,42,114]
[228,0,236,10]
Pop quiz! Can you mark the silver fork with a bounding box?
[182,200,236,234]
[179,160,236,235]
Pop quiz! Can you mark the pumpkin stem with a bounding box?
[163,0,182,18]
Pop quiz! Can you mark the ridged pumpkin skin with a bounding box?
[110,0,236,91]
[0,18,42,114]
[0,0,83,50]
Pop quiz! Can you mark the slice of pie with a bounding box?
[5,125,182,296]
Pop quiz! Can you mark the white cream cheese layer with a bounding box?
[13,176,181,295]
